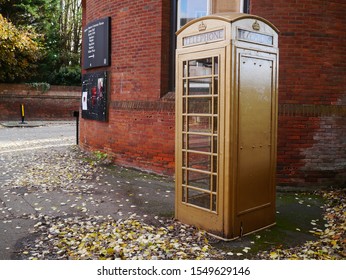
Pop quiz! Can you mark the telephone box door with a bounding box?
[233,48,278,235]
[175,48,226,236]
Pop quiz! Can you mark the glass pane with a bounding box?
[182,151,187,167]
[188,58,212,77]
[213,136,218,153]
[188,78,212,95]
[187,152,211,171]
[188,134,211,152]
[187,188,210,209]
[213,117,218,134]
[188,116,212,133]
[187,170,210,190]
[182,133,187,149]
[183,61,187,77]
[182,186,186,202]
[214,57,219,75]
[188,97,212,114]
[178,0,210,29]
[213,77,218,95]
[212,175,217,192]
[213,97,218,114]
[183,116,187,132]
[212,194,217,212]
[212,156,218,173]
[183,169,187,185]
[183,80,187,95]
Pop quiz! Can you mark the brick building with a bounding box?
[80,0,346,188]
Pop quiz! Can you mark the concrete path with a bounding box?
[0,122,325,259]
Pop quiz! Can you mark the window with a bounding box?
[181,56,220,212]
[177,0,211,30]
[241,0,250,14]
[169,1,250,91]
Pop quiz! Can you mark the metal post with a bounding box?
[20,104,27,124]
[73,111,79,145]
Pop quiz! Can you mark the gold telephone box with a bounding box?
[175,13,279,239]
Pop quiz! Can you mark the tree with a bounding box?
[0,0,82,85]
[53,0,82,85]
[0,14,41,82]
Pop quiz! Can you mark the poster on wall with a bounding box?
[81,71,108,122]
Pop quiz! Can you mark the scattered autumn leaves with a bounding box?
[22,215,221,260]
[1,145,345,260]
[258,189,346,260]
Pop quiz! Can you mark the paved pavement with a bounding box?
[0,121,76,154]
[0,122,325,259]
[0,122,174,259]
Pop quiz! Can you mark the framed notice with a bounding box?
[83,17,111,69]
[81,71,108,122]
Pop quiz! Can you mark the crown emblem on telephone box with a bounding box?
[198,21,207,32]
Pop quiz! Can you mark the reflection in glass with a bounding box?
[213,97,218,114]
[188,134,211,152]
[183,80,187,96]
[188,152,211,171]
[212,195,217,211]
[212,156,218,173]
[183,116,187,132]
[183,169,187,185]
[214,77,218,96]
[188,116,212,133]
[212,175,217,192]
[187,189,210,209]
[188,170,210,190]
[177,0,210,29]
[213,117,218,134]
[180,55,219,212]
[188,58,213,77]
[214,57,219,75]
[213,136,218,153]
[188,97,212,114]
[188,78,212,95]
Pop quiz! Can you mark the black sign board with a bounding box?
[81,71,108,122]
[83,17,110,69]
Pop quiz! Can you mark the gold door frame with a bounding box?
[175,48,226,236]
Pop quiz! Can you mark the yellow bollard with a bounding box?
[20,104,25,123]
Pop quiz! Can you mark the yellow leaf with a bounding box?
[270,252,279,259]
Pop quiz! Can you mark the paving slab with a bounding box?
[0,123,332,260]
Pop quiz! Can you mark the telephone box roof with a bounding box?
[176,12,280,35]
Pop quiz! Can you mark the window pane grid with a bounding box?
[181,55,219,212]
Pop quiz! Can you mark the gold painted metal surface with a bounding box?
[175,12,279,239]
[175,49,225,235]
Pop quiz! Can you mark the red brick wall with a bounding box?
[81,0,346,187]
[80,0,175,175]
[80,102,175,175]
[252,0,346,187]
[0,83,80,121]
[82,0,169,101]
